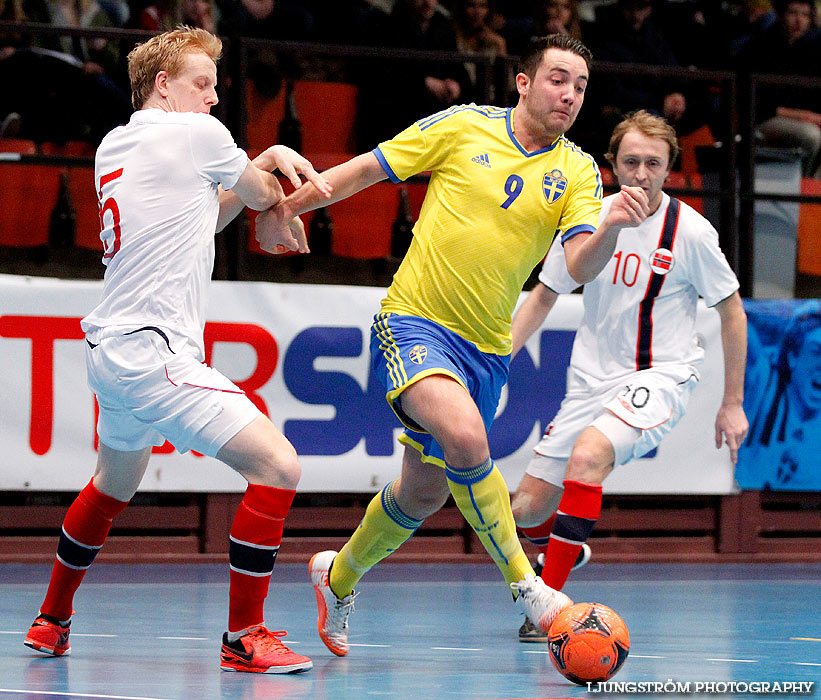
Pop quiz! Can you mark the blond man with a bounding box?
[24,27,331,673]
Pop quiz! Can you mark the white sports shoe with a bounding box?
[309,550,357,657]
[511,573,573,633]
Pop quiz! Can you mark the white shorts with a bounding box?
[85,327,261,456]
[526,366,699,487]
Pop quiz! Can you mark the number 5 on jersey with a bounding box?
[98,168,124,260]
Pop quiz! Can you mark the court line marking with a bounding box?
[156,636,208,641]
[431,647,482,651]
[706,658,758,663]
[0,690,171,700]
[792,661,821,666]
[631,655,665,658]
[350,643,392,648]
[791,637,821,642]
[71,634,116,638]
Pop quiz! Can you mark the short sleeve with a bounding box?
[680,217,740,307]
[558,153,602,244]
[538,237,581,294]
[188,114,249,190]
[374,105,467,182]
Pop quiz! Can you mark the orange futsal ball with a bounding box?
[547,602,630,685]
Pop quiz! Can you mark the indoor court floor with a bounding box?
[1,561,819,700]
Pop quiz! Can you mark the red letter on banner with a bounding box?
[0,315,84,455]
[203,322,278,416]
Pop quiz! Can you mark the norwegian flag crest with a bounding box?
[649,247,675,275]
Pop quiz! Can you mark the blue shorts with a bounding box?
[369,312,510,467]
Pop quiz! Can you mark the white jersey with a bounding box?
[540,192,739,383]
[81,109,248,357]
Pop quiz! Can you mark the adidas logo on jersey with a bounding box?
[471,153,491,168]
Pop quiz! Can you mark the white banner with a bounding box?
[0,274,737,494]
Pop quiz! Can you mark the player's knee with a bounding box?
[565,446,608,485]
[511,489,552,528]
[251,442,301,489]
[439,428,488,468]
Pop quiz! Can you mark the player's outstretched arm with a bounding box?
[258,145,333,197]
[563,185,650,284]
[217,147,332,232]
[255,152,388,254]
[714,291,749,464]
[511,283,559,359]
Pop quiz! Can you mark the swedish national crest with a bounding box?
[543,169,568,204]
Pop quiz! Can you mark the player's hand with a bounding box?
[254,145,333,198]
[715,403,749,465]
[255,205,309,255]
[604,185,651,230]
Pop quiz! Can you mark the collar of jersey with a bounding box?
[506,108,563,157]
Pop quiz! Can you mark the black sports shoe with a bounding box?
[532,543,592,577]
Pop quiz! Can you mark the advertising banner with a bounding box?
[736,299,821,491]
[0,274,737,494]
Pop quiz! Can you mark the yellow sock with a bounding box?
[446,458,533,587]
[329,480,422,598]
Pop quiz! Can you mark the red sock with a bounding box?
[228,483,296,633]
[520,513,556,558]
[542,480,601,591]
[41,479,129,621]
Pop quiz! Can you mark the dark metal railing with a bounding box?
[3,21,821,294]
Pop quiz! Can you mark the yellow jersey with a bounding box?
[374,104,602,355]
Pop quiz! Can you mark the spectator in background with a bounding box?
[2,0,132,143]
[217,0,314,95]
[737,0,821,176]
[499,0,587,62]
[0,0,27,137]
[575,0,707,163]
[25,0,124,75]
[536,0,584,40]
[138,0,218,33]
[452,0,507,103]
[218,0,313,41]
[453,0,507,57]
[356,0,470,149]
[725,0,777,60]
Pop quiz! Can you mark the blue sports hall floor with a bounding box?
[1,561,819,700]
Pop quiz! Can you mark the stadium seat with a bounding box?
[68,167,102,251]
[677,124,715,176]
[0,138,37,155]
[797,177,821,276]
[665,171,704,214]
[245,80,358,155]
[683,173,704,214]
[245,81,286,151]
[295,81,358,155]
[39,141,96,158]
[0,164,60,247]
[329,183,395,258]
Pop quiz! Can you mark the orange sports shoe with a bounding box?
[24,614,71,656]
[220,625,312,674]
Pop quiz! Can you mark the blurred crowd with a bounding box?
[2,0,821,175]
